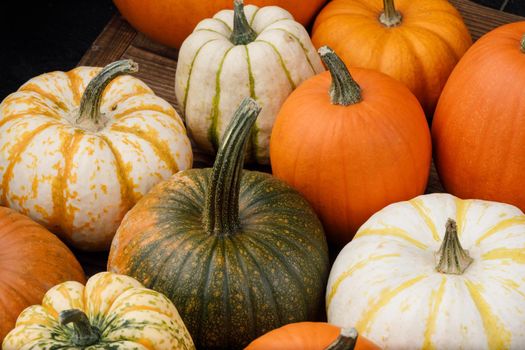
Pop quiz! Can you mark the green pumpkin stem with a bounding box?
[230,0,257,45]
[325,328,358,350]
[319,46,362,106]
[204,97,261,236]
[77,59,138,125]
[380,0,402,27]
[521,34,525,53]
[435,219,473,275]
[59,309,101,347]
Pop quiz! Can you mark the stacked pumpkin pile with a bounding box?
[1,0,525,349]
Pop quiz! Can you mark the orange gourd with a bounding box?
[245,322,381,350]
[0,207,85,343]
[113,0,327,48]
[432,22,525,211]
[311,0,472,117]
[270,47,431,246]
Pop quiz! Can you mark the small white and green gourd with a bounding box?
[175,0,323,164]
[327,193,525,349]
[2,272,195,350]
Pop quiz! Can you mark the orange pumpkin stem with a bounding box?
[521,34,525,53]
[77,59,138,128]
[380,0,402,27]
[59,309,101,346]
[230,0,257,45]
[319,46,362,106]
[435,218,473,274]
[325,327,358,350]
[204,97,261,236]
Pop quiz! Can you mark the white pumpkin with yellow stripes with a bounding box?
[175,0,323,164]
[2,271,195,350]
[0,60,192,251]
[327,193,525,350]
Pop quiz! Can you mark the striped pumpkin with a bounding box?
[175,0,323,164]
[3,272,195,350]
[0,60,192,251]
[327,193,525,349]
[108,98,329,349]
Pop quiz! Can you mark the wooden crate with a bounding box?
[74,0,525,275]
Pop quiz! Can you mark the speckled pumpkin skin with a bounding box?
[108,168,330,350]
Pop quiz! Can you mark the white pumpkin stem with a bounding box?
[59,309,101,346]
[319,46,362,106]
[204,97,262,236]
[435,218,473,275]
[77,59,138,125]
[325,327,358,350]
[380,0,402,27]
[230,0,257,45]
[521,34,525,53]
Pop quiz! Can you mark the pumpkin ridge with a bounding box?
[1,122,56,205]
[231,234,281,328]
[482,247,525,263]
[19,84,69,111]
[66,70,85,106]
[249,6,261,27]
[256,40,296,89]
[244,45,260,162]
[182,39,220,116]
[111,104,174,120]
[356,275,428,333]
[208,45,235,151]
[109,125,179,173]
[422,277,447,349]
[220,239,233,345]
[357,227,428,249]
[406,23,463,64]
[244,233,310,313]
[99,135,136,210]
[464,280,511,350]
[475,216,525,245]
[195,28,225,36]
[266,28,317,74]
[214,17,233,32]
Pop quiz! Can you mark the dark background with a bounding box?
[1,0,524,100]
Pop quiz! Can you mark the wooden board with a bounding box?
[75,0,525,276]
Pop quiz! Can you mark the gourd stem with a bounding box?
[521,34,525,53]
[435,219,473,275]
[319,46,362,106]
[77,59,138,125]
[325,328,358,350]
[380,0,402,27]
[230,0,257,45]
[204,97,261,236]
[59,309,101,347]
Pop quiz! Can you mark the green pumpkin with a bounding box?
[107,98,330,349]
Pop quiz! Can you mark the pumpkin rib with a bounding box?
[66,70,85,106]
[256,40,296,89]
[249,7,262,27]
[209,46,235,151]
[265,28,317,74]
[182,39,220,116]
[1,122,56,205]
[214,17,233,32]
[109,125,179,173]
[421,277,447,350]
[19,84,69,111]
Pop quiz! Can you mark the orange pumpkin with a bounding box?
[245,322,381,350]
[114,0,327,48]
[432,22,525,211]
[0,207,85,343]
[311,0,472,117]
[270,47,431,246]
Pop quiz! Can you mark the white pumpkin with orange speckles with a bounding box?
[0,60,192,250]
[2,272,195,350]
[327,193,525,350]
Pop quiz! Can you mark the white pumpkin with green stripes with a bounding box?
[175,0,323,164]
[327,193,525,350]
[3,272,195,350]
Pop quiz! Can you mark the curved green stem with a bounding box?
[203,97,261,236]
[77,59,138,125]
[319,46,362,106]
[325,328,358,350]
[435,219,473,275]
[230,0,257,45]
[59,309,101,347]
[521,34,525,53]
[379,0,402,27]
